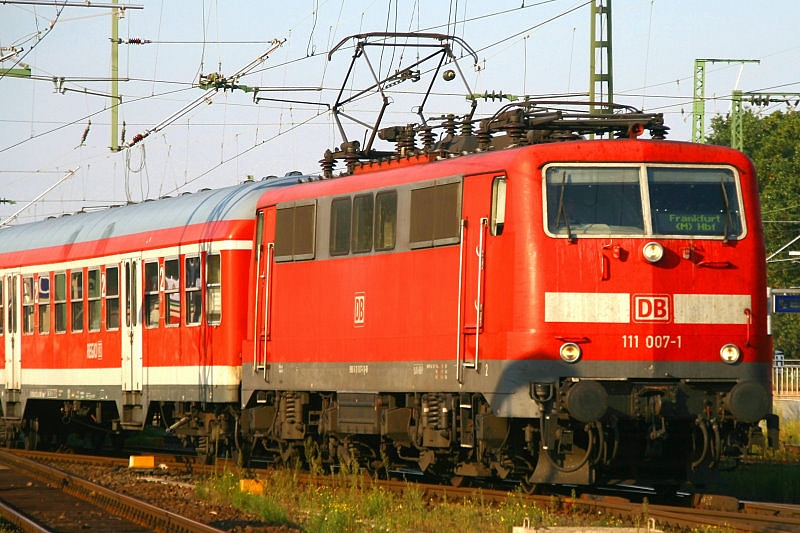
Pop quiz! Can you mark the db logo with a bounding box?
[633,295,670,322]
[353,293,366,326]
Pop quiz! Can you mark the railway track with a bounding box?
[0,449,226,533]
[3,448,800,532]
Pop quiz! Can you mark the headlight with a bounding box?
[642,241,664,263]
[560,342,582,363]
[720,344,742,364]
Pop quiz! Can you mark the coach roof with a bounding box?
[0,176,301,257]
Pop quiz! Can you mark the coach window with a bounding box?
[87,268,101,331]
[22,276,34,335]
[410,181,461,248]
[0,279,3,335]
[144,261,160,328]
[185,256,202,325]
[352,193,374,253]
[105,266,120,330]
[38,274,51,334]
[206,253,221,325]
[275,201,317,262]
[71,270,84,332]
[164,258,180,326]
[54,273,67,333]
[374,190,397,251]
[330,197,351,256]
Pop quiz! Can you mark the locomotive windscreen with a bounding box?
[545,165,743,239]
[647,167,743,238]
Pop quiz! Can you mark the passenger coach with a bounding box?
[0,179,293,451]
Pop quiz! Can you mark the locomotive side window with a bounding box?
[55,272,67,333]
[38,274,50,334]
[206,253,221,325]
[71,270,84,332]
[374,190,397,251]
[144,261,160,328]
[490,176,507,236]
[106,266,120,330]
[0,278,3,335]
[22,276,34,335]
[648,167,743,238]
[164,258,180,326]
[352,194,374,254]
[88,268,101,331]
[330,197,351,256]
[275,201,317,262]
[546,167,644,236]
[410,181,461,248]
[185,256,202,325]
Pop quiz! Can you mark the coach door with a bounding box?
[120,258,143,392]
[3,273,22,391]
[457,173,501,382]
[253,207,275,380]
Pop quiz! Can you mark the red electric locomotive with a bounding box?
[238,102,774,487]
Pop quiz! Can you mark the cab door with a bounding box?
[458,173,503,381]
[253,207,276,381]
[120,257,143,392]
[3,273,21,391]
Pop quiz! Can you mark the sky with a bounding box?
[1,0,799,225]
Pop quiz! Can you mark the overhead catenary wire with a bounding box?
[3,0,800,223]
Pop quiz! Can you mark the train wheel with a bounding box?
[542,421,597,473]
[23,430,38,450]
[196,436,215,465]
[4,427,17,448]
[520,478,538,494]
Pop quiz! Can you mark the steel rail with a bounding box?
[0,499,53,533]
[0,449,225,533]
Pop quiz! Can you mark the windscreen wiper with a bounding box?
[719,177,734,243]
[555,171,575,242]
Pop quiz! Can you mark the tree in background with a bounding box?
[708,109,800,358]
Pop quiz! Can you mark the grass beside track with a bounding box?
[196,467,632,533]
[196,419,800,533]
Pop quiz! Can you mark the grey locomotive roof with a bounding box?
[0,175,301,255]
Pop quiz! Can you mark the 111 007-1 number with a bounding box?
[622,335,682,349]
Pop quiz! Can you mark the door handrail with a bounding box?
[456,219,467,383]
